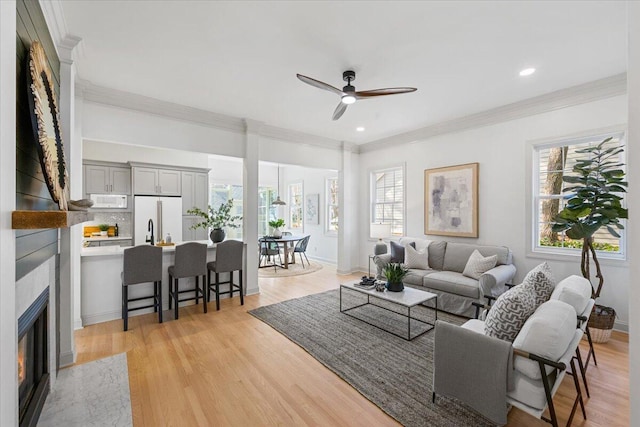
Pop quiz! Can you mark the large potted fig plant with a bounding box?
[551,137,627,343]
[187,200,242,243]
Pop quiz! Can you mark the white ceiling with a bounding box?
[60,1,627,144]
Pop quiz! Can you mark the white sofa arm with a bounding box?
[373,254,391,280]
[479,264,516,298]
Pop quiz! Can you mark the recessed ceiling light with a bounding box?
[356,127,365,132]
[519,68,536,77]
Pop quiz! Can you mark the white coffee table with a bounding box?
[340,280,438,341]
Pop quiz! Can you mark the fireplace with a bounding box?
[18,288,49,427]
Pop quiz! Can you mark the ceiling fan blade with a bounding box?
[297,74,344,96]
[332,102,347,121]
[355,87,417,99]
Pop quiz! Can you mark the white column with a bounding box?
[0,2,17,425]
[243,120,261,295]
[337,142,358,274]
[628,2,640,423]
[57,35,82,367]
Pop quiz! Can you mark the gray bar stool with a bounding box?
[122,245,163,331]
[168,242,208,319]
[207,240,244,311]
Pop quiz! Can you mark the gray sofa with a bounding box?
[374,237,516,317]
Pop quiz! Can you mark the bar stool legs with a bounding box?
[122,280,162,332]
[207,269,244,311]
[169,273,207,320]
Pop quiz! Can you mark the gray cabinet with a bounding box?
[182,217,208,241]
[85,239,132,247]
[133,167,181,196]
[84,164,131,195]
[181,171,208,214]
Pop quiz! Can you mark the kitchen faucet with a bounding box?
[147,219,155,245]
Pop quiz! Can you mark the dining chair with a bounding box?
[207,240,244,310]
[121,245,163,331]
[168,242,208,319]
[259,237,282,271]
[294,235,311,268]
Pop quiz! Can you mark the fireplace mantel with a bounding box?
[12,210,93,229]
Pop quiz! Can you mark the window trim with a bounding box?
[325,176,339,235]
[369,163,406,239]
[525,125,627,262]
[287,180,304,231]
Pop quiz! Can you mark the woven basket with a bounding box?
[587,304,616,344]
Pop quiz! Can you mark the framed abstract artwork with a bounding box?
[424,163,478,237]
[305,193,320,224]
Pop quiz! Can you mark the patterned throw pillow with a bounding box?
[462,249,498,280]
[484,285,536,342]
[390,241,415,263]
[405,244,429,269]
[522,262,556,307]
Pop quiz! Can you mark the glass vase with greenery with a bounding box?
[268,218,285,237]
[187,200,242,242]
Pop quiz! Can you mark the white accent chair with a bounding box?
[433,297,588,426]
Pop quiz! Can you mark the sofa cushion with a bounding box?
[522,262,556,307]
[405,244,429,269]
[443,243,510,273]
[512,300,577,380]
[423,271,480,299]
[550,275,592,315]
[427,240,447,271]
[508,369,557,411]
[484,285,536,342]
[399,237,431,253]
[462,249,497,280]
[461,319,485,334]
[390,240,415,263]
[404,268,432,286]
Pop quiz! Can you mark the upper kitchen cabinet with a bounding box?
[181,171,209,214]
[84,162,131,195]
[131,165,181,196]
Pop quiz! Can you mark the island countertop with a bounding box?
[80,240,247,326]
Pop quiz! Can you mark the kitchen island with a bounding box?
[80,241,247,326]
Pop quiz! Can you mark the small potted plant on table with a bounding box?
[187,200,242,243]
[268,218,285,238]
[383,263,409,292]
[98,224,110,237]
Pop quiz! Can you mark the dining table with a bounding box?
[262,234,309,269]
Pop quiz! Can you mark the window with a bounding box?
[288,182,303,230]
[258,187,277,236]
[533,132,626,257]
[371,166,404,236]
[210,184,243,239]
[326,177,339,233]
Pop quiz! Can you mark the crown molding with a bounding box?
[77,79,246,133]
[359,73,627,153]
[77,80,349,151]
[259,124,345,151]
[40,1,84,66]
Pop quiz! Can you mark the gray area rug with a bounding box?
[38,353,132,427]
[249,289,494,427]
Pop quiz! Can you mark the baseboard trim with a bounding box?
[59,350,76,368]
[613,320,628,333]
[73,319,84,330]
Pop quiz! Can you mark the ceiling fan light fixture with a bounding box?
[356,126,365,132]
[519,67,536,77]
[341,94,356,105]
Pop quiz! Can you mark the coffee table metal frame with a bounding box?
[339,283,438,341]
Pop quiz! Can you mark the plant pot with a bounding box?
[210,228,226,243]
[386,281,404,292]
[273,228,282,238]
[587,304,616,343]
[100,231,108,236]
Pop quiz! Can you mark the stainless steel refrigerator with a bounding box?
[134,196,183,245]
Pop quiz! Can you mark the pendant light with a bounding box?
[272,164,286,206]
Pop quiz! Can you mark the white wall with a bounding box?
[358,95,629,329]
[282,165,338,264]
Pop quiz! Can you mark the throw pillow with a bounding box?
[522,262,556,307]
[390,241,415,263]
[462,249,498,280]
[405,244,429,269]
[484,284,536,342]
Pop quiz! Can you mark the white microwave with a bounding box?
[89,194,128,209]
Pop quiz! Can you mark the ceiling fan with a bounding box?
[296,70,417,120]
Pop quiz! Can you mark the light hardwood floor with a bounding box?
[74,265,629,426]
